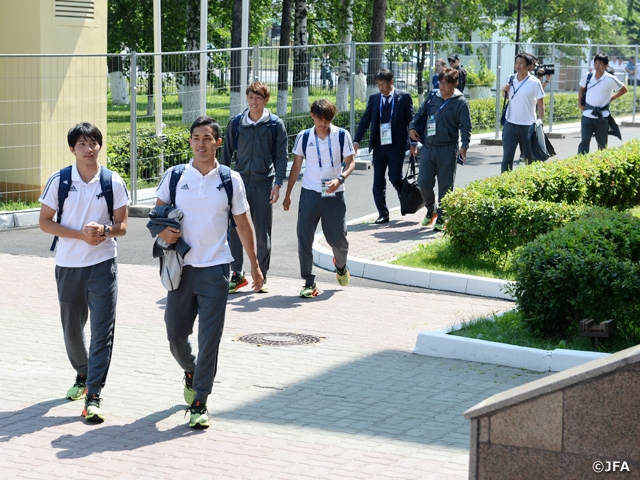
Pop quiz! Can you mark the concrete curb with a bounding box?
[0,208,40,229]
[412,322,610,372]
[312,210,513,300]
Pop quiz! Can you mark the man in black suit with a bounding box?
[353,69,414,224]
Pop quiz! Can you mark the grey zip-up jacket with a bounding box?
[409,89,472,148]
[220,109,288,187]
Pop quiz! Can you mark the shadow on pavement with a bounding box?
[51,405,196,458]
[0,398,70,442]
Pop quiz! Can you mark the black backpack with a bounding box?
[231,109,280,164]
[50,165,113,251]
[300,128,347,162]
[168,163,236,228]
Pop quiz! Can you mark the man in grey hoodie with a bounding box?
[220,82,288,294]
[409,67,472,231]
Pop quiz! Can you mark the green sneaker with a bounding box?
[259,277,269,294]
[66,374,87,401]
[433,216,446,231]
[299,283,319,298]
[421,212,437,227]
[183,371,195,405]
[82,393,105,423]
[228,271,248,293]
[188,400,210,428]
[336,265,350,287]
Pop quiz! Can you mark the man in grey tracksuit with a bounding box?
[409,67,472,230]
[220,82,288,294]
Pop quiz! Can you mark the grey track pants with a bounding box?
[55,258,118,395]
[164,263,229,404]
[297,188,348,286]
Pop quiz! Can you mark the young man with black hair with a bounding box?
[155,116,263,428]
[220,82,288,295]
[353,69,414,224]
[500,52,545,172]
[578,53,627,154]
[283,100,355,298]
[39,122,129,423]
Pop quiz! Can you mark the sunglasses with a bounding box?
[448,58,456,63]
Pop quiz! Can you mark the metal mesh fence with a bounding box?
[1,41,638,205]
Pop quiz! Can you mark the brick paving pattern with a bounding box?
[0,254,547,479]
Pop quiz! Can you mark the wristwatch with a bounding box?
[338,175,345,185]
[102,225,111,237]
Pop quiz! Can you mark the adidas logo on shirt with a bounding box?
[180,184,189,190]
[308,141,315,147]
[69,186,77,192]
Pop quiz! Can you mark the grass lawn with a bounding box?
[0,200,41,212]
[391,236,516,280]
[451,309,634,354]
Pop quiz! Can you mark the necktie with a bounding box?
[384,94,391,104]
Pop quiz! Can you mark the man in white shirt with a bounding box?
[501,53,545,173]
[155,116,263,428]
[39,122,129,423]
[578,53,627,154]
[283,99,355,298]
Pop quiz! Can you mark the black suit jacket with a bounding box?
[353,89,414,155]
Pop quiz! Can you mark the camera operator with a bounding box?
[531,55,553,89]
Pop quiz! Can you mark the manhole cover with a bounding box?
[236,332,322,346]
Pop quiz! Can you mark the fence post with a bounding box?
[253,45,260,82]
[129,51,138,205]
[634,45,638,122]
[548,43,556,132]
[349,40,356,138]
[494,41,502,139]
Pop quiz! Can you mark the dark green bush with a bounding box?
[107,126,191,183]
[507,210,640,348]
[441,140,640,261]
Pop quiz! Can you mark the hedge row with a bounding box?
[441,140,640,261]
[507,210,640,347]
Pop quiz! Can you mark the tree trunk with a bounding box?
[367,0,387,96]
[230,0,243,116]
[108,55,130,105]
[182,0,200,124]
[292,0,309,114]
[277,0,293,117]
[336,0,353,112]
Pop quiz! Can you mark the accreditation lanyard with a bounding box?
[426,98,451,137]
[314,130,334,169]
[379,94,395,145]
[510,74,530,100]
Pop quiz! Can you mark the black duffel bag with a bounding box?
[400,154,425,215]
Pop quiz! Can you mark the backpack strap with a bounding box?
[338,128,346,166]
[50,165,73,251]
[231,109,246,153]
[582,72,594,107]
[233,110,281,166]
[168,164,186,208]
[301,128,312,158]
[217,164,236,228]
[97,167,114,223]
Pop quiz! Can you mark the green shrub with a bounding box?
[107,125,192,183]
[507,210,640,347]
[441,140,640,261]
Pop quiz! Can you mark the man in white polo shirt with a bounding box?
[578,53,627,154]
[500,53,545,173]
[155,116,263,428]
[283,99,355,298]
[39,122,130,423]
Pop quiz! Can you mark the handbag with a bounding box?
[400,154,425,215]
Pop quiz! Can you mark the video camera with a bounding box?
[535,63,555,76]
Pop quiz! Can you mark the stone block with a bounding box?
[489,391,563,451]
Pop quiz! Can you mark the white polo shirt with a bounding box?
[39,165,130,268]
[580,71,624,119]
[292,125,355,193]
[156,160,249,268]
[505,73,545,126]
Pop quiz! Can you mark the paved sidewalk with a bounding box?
[0,253,549,479]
